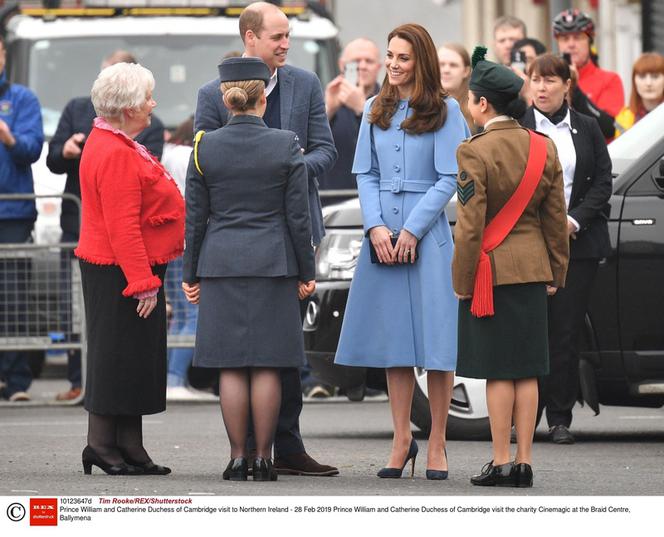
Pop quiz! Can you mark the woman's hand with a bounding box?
[369,226,396,265]
[298,280,316,300]
[455,292,472,300]
[393,228,418,264]
[182,282,200,304]
[136,296,158,318]
[546,285,558,296]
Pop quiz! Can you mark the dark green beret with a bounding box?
[218,56,271,84]
[469,46,523,103]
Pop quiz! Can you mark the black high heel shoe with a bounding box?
[426,448,448,480]
[377,438,418,478]
[252,457,278,482]
[82,446,143,476]
[119,449,171,475]
[223,457,248,481]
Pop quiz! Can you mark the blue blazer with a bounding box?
[182,115,315,284]
[194,64,337,245]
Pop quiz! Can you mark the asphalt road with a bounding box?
[1,390,663,496]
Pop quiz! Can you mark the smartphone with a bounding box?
[562,52,572,65]
[344,61,359,87]
[510,49,525,72]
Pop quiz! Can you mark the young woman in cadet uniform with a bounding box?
[452,47,569,488]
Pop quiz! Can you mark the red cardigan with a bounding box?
[75,126,185,297]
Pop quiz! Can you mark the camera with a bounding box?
[510,49,526,72]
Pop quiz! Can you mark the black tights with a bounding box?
[87,413,151,464]
[219,367,281,459]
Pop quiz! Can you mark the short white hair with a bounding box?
[91,62,155,120]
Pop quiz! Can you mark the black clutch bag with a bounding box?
[369,234,417,264]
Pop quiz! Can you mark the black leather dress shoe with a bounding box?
[512,463,533,487]
[549,425,575,444]
[222,457,248,481]
[274,452,339,476]
[470,461,515,486]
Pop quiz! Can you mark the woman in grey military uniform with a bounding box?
[182,57,316,482]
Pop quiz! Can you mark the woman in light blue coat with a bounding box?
[335,24,469,480]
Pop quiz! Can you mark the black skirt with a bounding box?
[456,282,549,380]
[80,261,167,415]
[193,276,305,369]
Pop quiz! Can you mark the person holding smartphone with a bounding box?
[335,24,469,481]
[321,38,382,204]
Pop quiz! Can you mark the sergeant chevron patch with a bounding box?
[457,180,475,205]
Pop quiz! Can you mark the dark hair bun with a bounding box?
[505,96,527,119]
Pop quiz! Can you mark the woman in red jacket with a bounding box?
[75,62,184,475]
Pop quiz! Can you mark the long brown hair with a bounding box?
[369,24,447,134]
[629,52,664,115]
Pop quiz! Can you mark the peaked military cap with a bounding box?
[469,46,523,103]
[218,56,271,84]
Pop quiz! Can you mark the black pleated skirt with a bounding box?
[80,261,167,415]
[456,282,549,380]
[193,276,305,369]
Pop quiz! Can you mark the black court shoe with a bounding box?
[82,446,143,476]
[377,438,418,478]
[470,460,515,486]
[426,448,448,480]
[119,450,171,475]
[223,457,249,481]
[253,458,278,481]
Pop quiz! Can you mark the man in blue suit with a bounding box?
[194,1,338,476]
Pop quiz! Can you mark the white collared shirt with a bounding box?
[240,52,278,96]
[534,107,579,230]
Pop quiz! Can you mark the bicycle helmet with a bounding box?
[552,8,595,39]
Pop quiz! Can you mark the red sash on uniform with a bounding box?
[470,130,548,318]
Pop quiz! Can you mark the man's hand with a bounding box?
[369,225,396,265]
[182,282,200,305]
[546,285,558,296]
[337,78,366,116]
[325,75,344,119]
[298,280,316,300]
[0,119,16,148]
[567,220,577,239]
[62,133,86,159]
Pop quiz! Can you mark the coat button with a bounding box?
[392,207,399,214]
[394,144,400,151]
[586,176,591,181]
[399,103,406,110]
[393,228,399,234]
[393,165,400,172]
[396,125,402,131]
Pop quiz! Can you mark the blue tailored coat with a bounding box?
[335,97,470,371]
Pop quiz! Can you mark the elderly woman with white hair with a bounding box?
[75,62,184,476]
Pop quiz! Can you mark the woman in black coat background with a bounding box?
[521,53,612,444]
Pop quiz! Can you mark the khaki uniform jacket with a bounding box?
[452,119,569,296]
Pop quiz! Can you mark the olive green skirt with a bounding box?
[456,282,549,380]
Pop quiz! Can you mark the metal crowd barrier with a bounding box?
[0,193,85,406]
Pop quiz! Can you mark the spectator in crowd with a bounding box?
[438,42,475,132]
[76,62,184,475]
[522,54,612,445]
[493,15,527,66]
[553,8,624,140]
[321,38,381,205]
[511,37,547,73]
[0,33,43,402]
[46,49,165,402]
[453,47,568,487]
[335,24,469,481]
[161,116,217,402]
[194,1,338,478]
[615,52,664,136]
[183,57,316,482]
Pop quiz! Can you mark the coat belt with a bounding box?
[379,178,433,193]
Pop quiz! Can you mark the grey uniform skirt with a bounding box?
[80,260,167,416]
[456,282,549,380]
[193,276,306,369]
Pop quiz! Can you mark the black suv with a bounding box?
[305,104,664,439]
